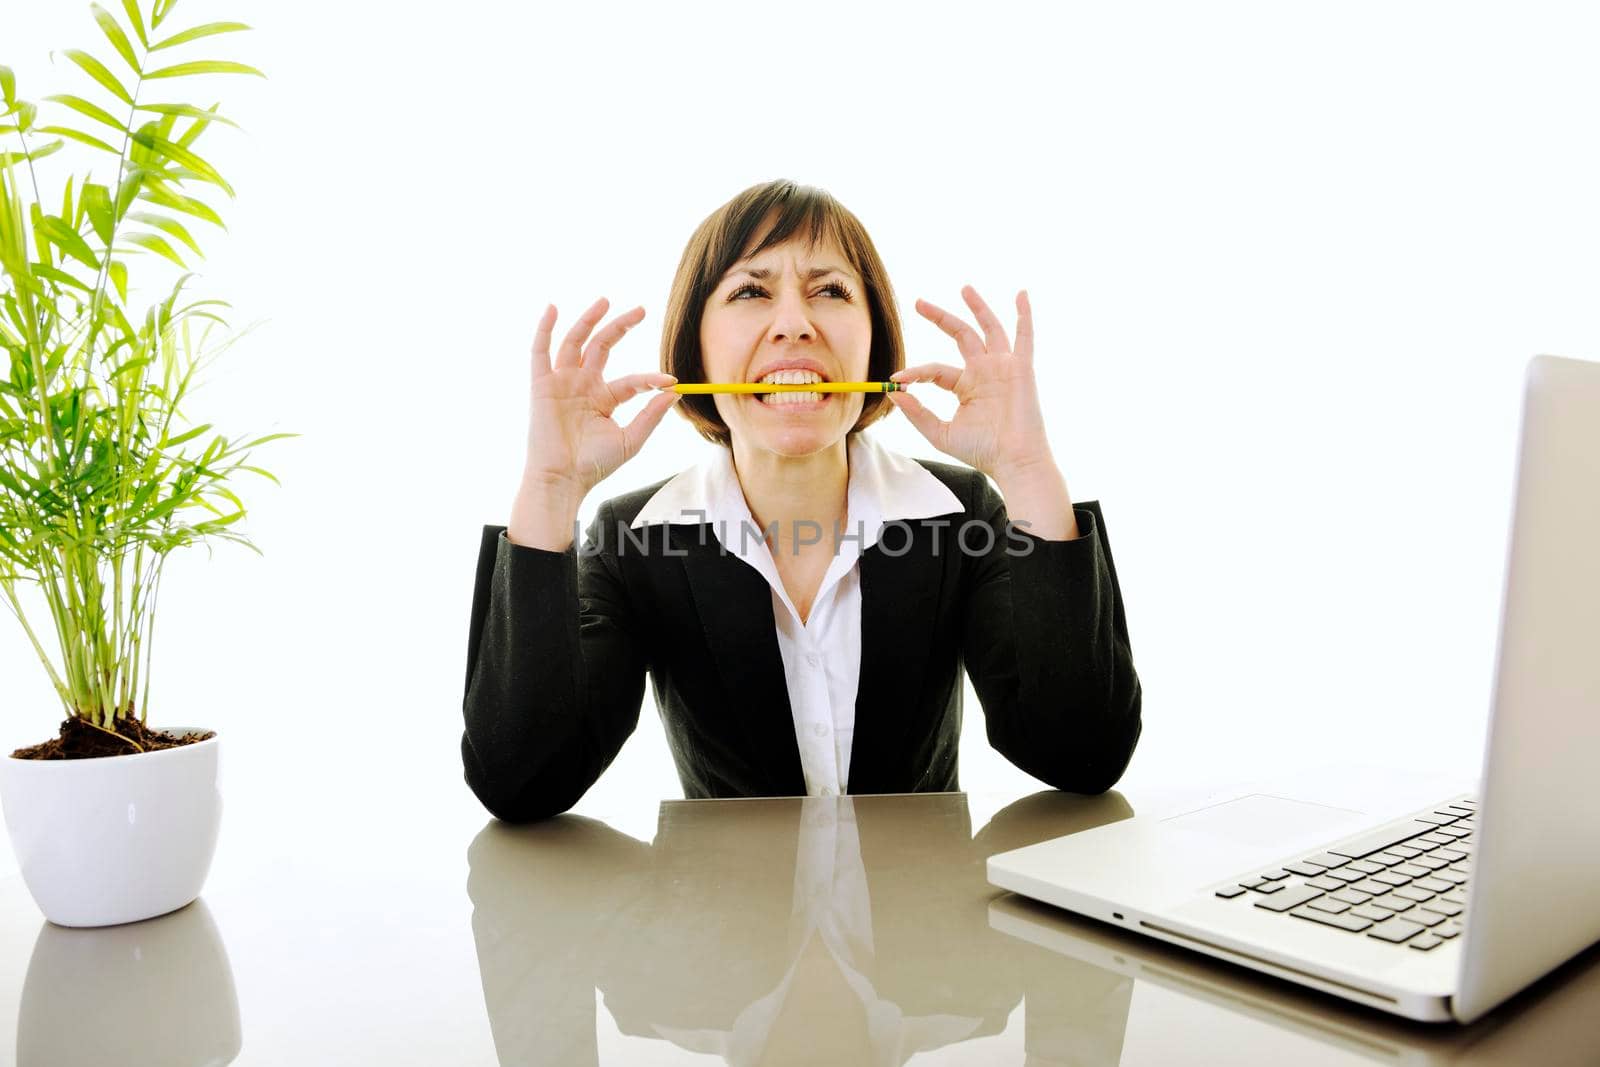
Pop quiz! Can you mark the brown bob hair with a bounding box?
[661,179,905,447]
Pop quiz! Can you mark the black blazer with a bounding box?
[461,458,1142,821]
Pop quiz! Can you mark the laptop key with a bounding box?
[1371,872,1413,887]
[1433,848,1467,862]
[1303,853,1352,869]
[1351,904,1393,922]
[1409,909,1447,927]
[1306,875,1345,891]
[1248,880,1285,893]
[1392,863,1431,878]
[1422,901,1464,917]
[1368,917,1425,943]
[1215,885,1248,899]
[1435,924,1463,939]
[1289,906,1373,932]
[1367,852,1408,867]
[1330,888,1373,905]
[1323,867,1367,883]
[1326,822,1438,860]
[1411,856,1450,871]
[1394,886,1437,903]
[1306,897,1352,914]
[1413,877,1453,893]
[1409,934,1444,951]
[1371,894,1416,913]
[1346,859,1386,874]
[1387,844,1426,858]
[1283,861,1326,877]
[1252,885,1325,912]
[1416,813,1460,825]
[1260,869,1291,881]
[1351,879,1392,895]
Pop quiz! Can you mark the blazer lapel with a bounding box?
[675,525,808,794]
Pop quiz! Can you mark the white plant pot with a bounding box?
[0,727,221,927]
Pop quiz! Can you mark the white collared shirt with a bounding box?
[630,430,963,797]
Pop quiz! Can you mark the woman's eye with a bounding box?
[729,282,854,300]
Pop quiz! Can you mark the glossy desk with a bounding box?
[2,788,1598,1065]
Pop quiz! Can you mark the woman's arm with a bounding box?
[461,499,650,821]
[959,471,1143,793]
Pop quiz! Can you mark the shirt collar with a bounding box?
[628,430,963,536]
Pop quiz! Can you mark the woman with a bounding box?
[462,179,1141,821]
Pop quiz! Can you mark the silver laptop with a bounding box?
[987,354,1600,1024]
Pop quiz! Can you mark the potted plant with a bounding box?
[0,0,286,927]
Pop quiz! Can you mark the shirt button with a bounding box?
[806,653,819,667]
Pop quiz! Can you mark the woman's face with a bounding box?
[699,232,872,457]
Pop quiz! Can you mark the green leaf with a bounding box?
[32,263,92,293]
[137,180,223,227]
[160,422,210,448]
[177,102,222,149]
[108,259,128,301]
[14,102,37,132]
[120,230,185,267]
[141,60,264,81]
[109,356,150,380]
[149,21,250,51]
[129,129,233,196]
[44,93,128,134]
[115,170,142,219]
[0,141,64,166]
[135,102,238,129]
[35,125,120,155]
[60,49,134,106]
[127,211,201,256]
[240,432,297,449]
[151,0,179,30]
[0,67,15,107]
[37,217,100,270]
[90,5,142,74]
[238,464,279,485]
[120,0,149,49]
[82,183,114,244]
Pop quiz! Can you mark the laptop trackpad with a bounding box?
[1163,794,1366,851]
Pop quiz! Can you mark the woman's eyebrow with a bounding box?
[724,265,854,282]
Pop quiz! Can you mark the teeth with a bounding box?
[757,367,825,406]
[758,369,824,385]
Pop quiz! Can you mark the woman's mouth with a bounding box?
[753,370,830,409]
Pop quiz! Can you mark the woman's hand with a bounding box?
[522,297,680,497]
[887,286,1055,483]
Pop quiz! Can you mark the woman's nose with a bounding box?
[766,289,815,344]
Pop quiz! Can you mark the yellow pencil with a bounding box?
[667,381,904,394]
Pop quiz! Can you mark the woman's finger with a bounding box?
[961,285,1011,354]
[584,305,646,374]
[914,298,986,362]
[887,391,949,452]
[621,389,683,459]
[604,372,678,414]
[1014,290,1034,362]
[555,297,609,369]
[889,363,963,391]
[530,304,557,379]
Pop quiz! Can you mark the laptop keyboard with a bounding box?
[1212,797,1477,951]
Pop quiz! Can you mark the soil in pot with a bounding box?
[10,718,216,761]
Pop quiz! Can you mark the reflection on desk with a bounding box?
[467,791,1600,1067]
[17,898,240,1066]
[467,791,1134,1065]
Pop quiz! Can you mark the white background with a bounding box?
[4,0,1599,885]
